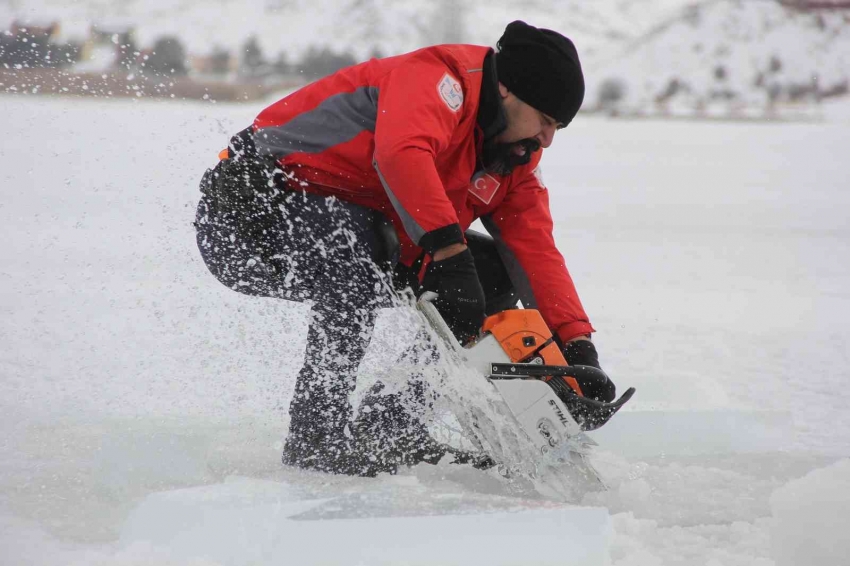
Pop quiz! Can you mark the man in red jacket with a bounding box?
[195,21,614,476]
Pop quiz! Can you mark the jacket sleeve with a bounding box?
[481,167,596,342]
[372,57,466,253]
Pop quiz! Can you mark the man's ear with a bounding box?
[497,82,510,99]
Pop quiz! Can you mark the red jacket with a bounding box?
[252,44,594,341]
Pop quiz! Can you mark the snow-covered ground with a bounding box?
[1,93,849,565]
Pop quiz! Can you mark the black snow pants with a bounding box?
[194,147,517,476]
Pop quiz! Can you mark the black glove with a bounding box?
[421,248,486,344]
[562,338,600,369]
[562,339,616,402]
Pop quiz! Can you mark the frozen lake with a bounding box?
[1,94,848,565]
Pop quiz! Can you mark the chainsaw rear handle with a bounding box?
[418,291,464,350]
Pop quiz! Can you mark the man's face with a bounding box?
[482,84,564,176]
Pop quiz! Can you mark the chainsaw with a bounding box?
[416,293,635,492]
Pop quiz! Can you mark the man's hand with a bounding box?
[562,338,616,402]
[421,247,486,344]
[562,336,599,369]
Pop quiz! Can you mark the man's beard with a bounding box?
[481,138,541,176]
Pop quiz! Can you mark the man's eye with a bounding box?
[556,123,566,131]
[540,113,557,128]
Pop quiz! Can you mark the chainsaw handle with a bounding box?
[546,372,635,431]
[417,292,465,353]
[569,385,636,430]
[489,361,612,382]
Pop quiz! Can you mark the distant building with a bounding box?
[9,21,59,39]
[76,25,138,71]
[191,48,236,75]
[779,0,850,9]
[0,21,80,68]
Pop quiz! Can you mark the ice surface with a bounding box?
[769,459,850,566]
[119,476,611,566]
[590,410,793,459]
[1,94,849,565]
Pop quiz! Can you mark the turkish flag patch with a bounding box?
[468,171,501,205]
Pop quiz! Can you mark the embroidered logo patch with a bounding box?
[469,171,501,205]
[437,73,463,112]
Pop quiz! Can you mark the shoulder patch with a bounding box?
[437,72,463,112]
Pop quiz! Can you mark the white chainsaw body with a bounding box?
[416,295,598,463]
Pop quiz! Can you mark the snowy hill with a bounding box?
[588,0,850,113]
[1,0,690,61]
[5,0,850,114]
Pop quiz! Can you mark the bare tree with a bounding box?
[143,36,188,76]
[242,36,266,77]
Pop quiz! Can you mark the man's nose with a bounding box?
[536,125,556,148]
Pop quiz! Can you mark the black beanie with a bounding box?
[495,21,585,126]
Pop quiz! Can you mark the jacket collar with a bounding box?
[477,49,507,142]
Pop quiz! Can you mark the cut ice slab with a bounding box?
[119,476,612,566]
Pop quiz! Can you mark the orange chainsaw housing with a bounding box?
[481,310,584,396]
